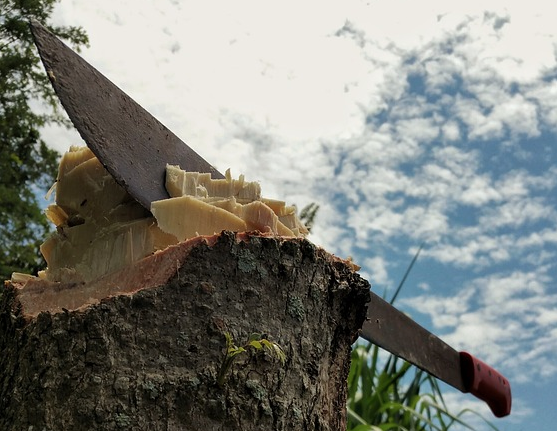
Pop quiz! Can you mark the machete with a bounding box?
[30,21,511,418]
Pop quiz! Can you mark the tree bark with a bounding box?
[1,232,370,430]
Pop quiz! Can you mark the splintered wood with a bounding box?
[31,146,307,284]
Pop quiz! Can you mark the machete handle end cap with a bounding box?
[460,351,512,418]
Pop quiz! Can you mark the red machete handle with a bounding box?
[459,352,512,417]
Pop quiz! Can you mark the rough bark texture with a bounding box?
[0,232,370,430]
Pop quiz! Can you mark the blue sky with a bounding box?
[45,1,557,429]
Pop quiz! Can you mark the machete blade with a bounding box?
[362,292,466,391]
[361,292,512,418]
[30,20,223,211]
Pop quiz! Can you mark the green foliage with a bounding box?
[299,202,319,232]
[0,0,88,280]
[347,246,500,431]
[217,332,286,386]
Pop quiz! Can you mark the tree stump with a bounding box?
[0,232,370,430]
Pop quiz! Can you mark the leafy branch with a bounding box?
[217,332,286,387]
[299,202,320,232]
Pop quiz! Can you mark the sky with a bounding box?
[42,0,557,429]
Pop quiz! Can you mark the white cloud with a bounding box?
[453,96,505,140]
[362,256,390,286]
[441,120,461,141]
[477,270,549,304]
[479,198,556,229]
[517,228,557,248]
[527,82,557,132]
[396,117,440,143]
[347,205,404,241]
[401,288,474,328]
[459,176,501,206]
[453,89,540,141]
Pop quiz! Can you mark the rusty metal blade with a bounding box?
[30,20,224,210]
[361,292,467,392]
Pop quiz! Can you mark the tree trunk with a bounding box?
[1,232,370,430]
